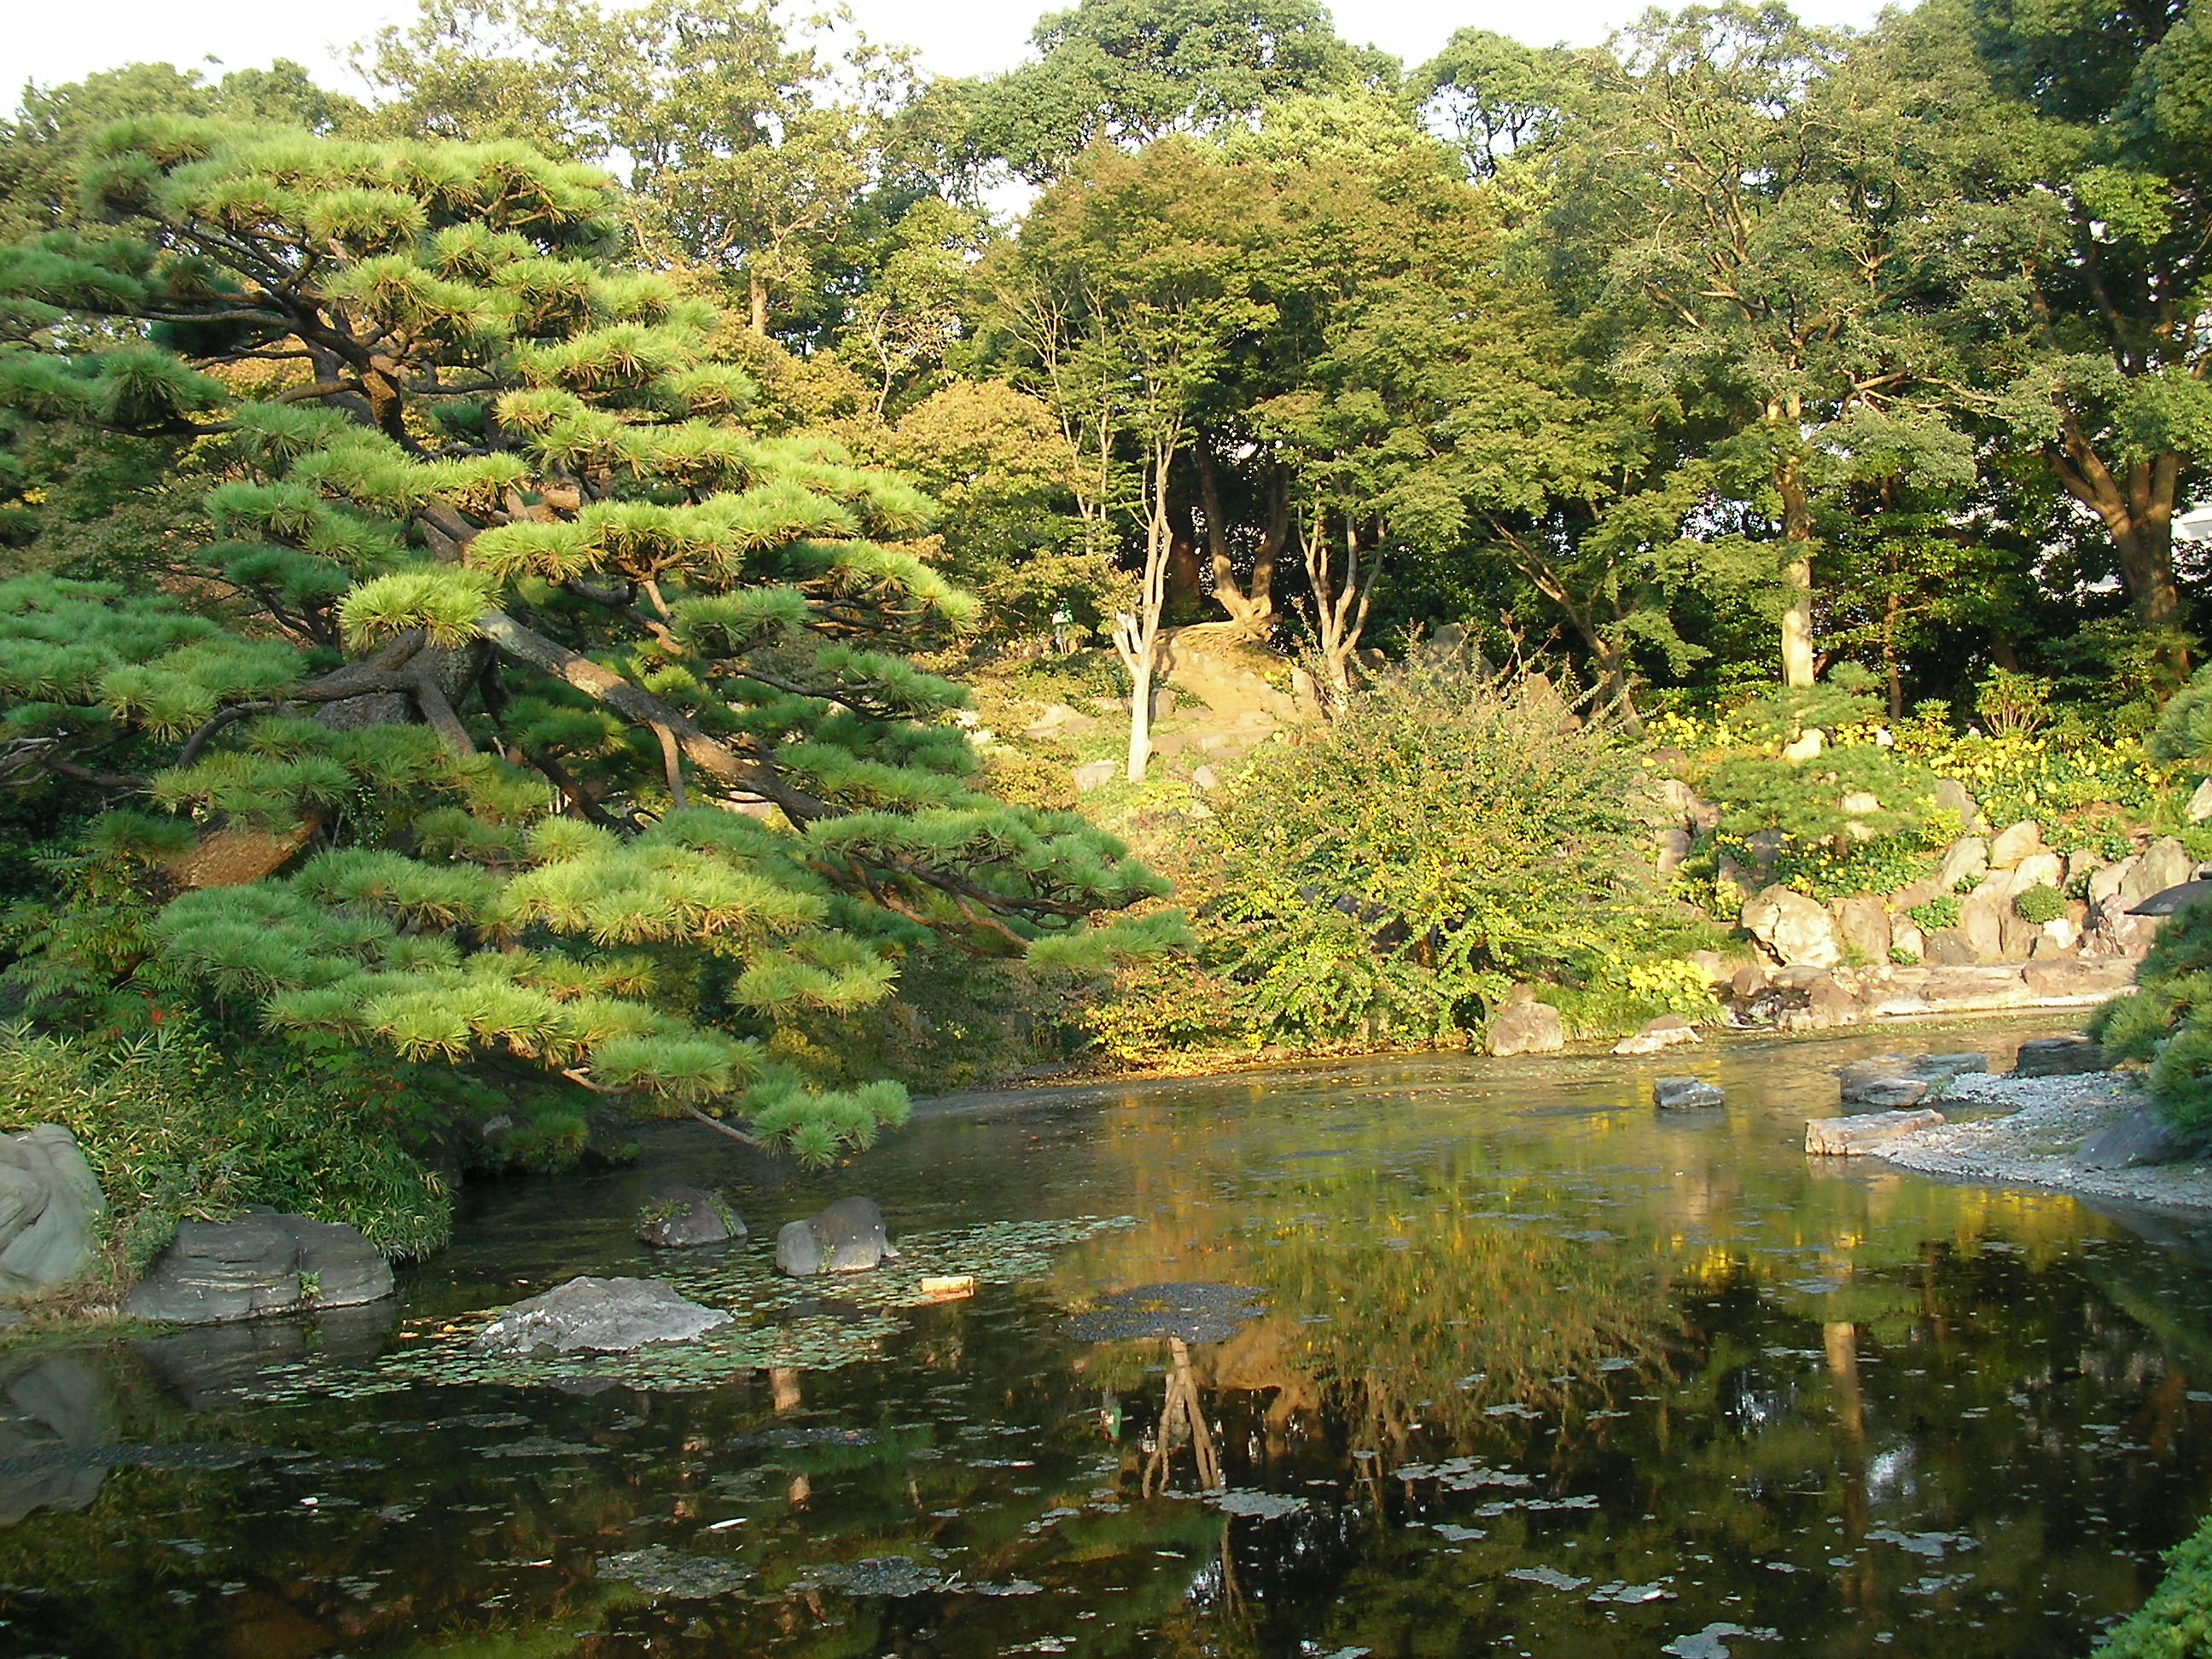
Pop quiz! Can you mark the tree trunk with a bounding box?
[1196,451,1284,636]
[1778,445,1816,690]
[748,270,769,338]
[1301,505,1381,713]
[2053,415,2189,678]
[1112,433,1179,781]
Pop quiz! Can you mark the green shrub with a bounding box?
[1203,666,1660,1046]
[1909,894,1963,933]
[0,1025,451,1274]
[2085,900,2212,1139]
[2090,1508,2212,1658]
[2012,884,2068,925]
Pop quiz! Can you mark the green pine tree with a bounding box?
[0,118,1173,1163]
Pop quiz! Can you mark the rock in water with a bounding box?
[1835,1057,1929,1111]
[2013,1036,2106,1077]
[1805,1109,1944,1155]
[636,1185,745,1249]
[1912,1052,1988,1083]
[1615,1015,1700,1056]
[125,1211,392,1325]
[775,1196,899,1278]
[1654,1077,1726,1109]
[0,1126,104,1298]
[1487,1002,1563,1057]
[471,1276,731,1355]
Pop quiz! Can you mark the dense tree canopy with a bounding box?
[6,0,2212,1169]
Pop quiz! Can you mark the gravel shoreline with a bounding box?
[1872,1069,2212,1214]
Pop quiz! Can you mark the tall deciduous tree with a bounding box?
[0,119,1166,1161]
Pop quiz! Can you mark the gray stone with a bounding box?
[1934,836,1989,894]
[1924,927,1977,966]
[2075,1108,2186,1169]
[1889,917,1926,962]
[1837,1056,1929,1109]
[2013,850,2064,893]
[1787,976,1863,1030]
[774,1196,899,1278]
[472,1276,731,1355]
[1487,1001,1563,1057]
[1654,1077,1726,1109]
[637,1185,744,1249]
[1912,1052,1988,1082]
[1070,760,1118,792]
[1988,820,2043,869]
[2013,1036,2107,1077]
[1742,884,1842,969]
[1656,826,1693,876]
[2124,838,2196,908]
[1615,1015,1700,1055]
[1831,895,1891,963]
[0,1126,104,1298]
[2191,777,2212,824]
[1190,764,1220,792]
[125,1211,392,1325]
[1686,950,1729,987]
[1805,1109,1945,1155]
[1729,963,1769,1000]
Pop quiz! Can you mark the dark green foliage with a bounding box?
[2011,883,2067,925]
[2089,902,2212,1138]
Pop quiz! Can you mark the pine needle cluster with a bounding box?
[0,119,1169,1163]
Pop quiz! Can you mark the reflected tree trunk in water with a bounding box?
[1826,1317,1874,1609]
[771,1367,803,1413]
[1144,1337,1223,1496]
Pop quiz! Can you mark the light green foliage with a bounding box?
[2089,1507,2212,1659]
[2012,883,2067,925]
[1204,665,1655,1045]
[0,119,1163,1167]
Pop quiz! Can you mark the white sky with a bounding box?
[5,0,1898,111]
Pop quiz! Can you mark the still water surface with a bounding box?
[3,1024,2212,1658]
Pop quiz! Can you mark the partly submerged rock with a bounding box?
[1913,1051,1988,1082]
[774,1196,899,1278]
[636,1185,744,1249]
[1836,1057,1929,1111]
[1069,1282,1268,1345]
[125,1211,391,1325]
[471,1276,731,1356]
[1654,1077,1726,1110]
[1805,1109,1944,1155]
[2013,1036,2106,1077]
[1487,1001,1563,1057]
[0,1126,104,1298]
[1615,1015,1700,1056]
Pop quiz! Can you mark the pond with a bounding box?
[3,1023,2211,1659]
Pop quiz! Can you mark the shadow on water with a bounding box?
[2,1021,2210,1656]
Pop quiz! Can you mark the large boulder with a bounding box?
[125,1211,391,1325]
[1933,836,1989,894]
[2075,1108,2187,1169]
[1805,1109,1944,1155]
[1958,897,2007,961]
[472,1276,731,1355]
[0,1127,104,1298]
[1988,820,2043,869]
[636,1185,744,1249]
[1487,1001,1563,1057]
[1931,778,1981,830]
[1742,885,1842,968]
[2124,838,2197,908]
[775,1196,899,1278]
[2013,1036,2107,1077]
[1831,895,1891,963]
